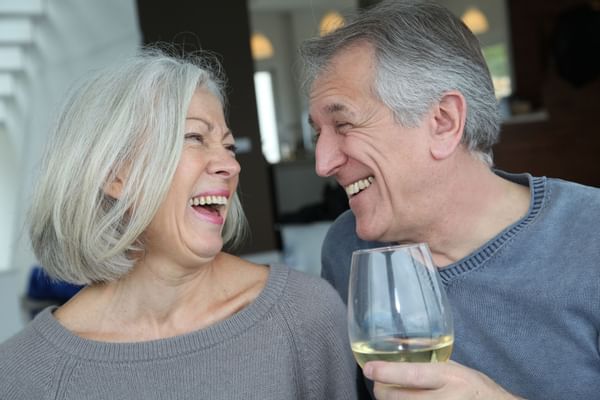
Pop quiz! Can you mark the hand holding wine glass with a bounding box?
[348,243,453,368]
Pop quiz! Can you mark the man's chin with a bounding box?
[355,222,384,242]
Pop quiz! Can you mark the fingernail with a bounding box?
[363,363,373,379]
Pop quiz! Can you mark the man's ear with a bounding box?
[429,91,466,160]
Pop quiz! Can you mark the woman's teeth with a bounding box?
[345,176,374,197]
[188,195,228,207]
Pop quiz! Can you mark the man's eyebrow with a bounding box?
[307,103,354,128]
[325,103,351,115]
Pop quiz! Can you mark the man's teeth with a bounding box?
[188,195,228,207]
[345,176,374,196]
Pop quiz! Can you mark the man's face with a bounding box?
[308,42,437,243]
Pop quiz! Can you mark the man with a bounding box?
[300,1,600,399]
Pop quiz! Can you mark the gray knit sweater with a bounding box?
[0,264,358,400]
[322,172,600,400]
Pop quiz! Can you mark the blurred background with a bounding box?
[0,0,598,342]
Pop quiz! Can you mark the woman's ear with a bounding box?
[103,170,127,200]
[429,91,466,160]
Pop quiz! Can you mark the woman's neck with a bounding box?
[54,252,268,342]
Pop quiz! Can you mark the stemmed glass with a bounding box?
[348,243,453,367]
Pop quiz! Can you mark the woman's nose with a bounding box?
[208,149,241,177]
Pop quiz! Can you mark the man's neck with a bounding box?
[426,164,531,267]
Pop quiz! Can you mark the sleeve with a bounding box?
[320,212,354,305]
[320,229,341,297]
[0,330,50,400]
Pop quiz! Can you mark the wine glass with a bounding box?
[348,243,453,367]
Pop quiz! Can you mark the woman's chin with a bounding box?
[188,238,224,260]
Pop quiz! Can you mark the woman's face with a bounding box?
[143,88,240,266]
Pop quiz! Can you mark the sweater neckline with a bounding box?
[437,173,546,284]
[31,264,289,362]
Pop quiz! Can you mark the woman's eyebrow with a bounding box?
[186,116,233,140]
[185,116,212,131]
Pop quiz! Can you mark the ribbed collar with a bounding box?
[437,172,546,284]
[31,264,289,362]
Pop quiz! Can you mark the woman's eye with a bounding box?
[225,144,237,155]
[185,133,204,143]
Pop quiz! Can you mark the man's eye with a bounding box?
[312,131,321,144]
[336,122,350,131]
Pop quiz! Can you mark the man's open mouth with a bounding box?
[345,176,374,197]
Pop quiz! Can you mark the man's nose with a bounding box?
[315,132,346,177]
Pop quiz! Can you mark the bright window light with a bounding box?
[253,71,280,163]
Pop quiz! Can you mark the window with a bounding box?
[253,71,280,163]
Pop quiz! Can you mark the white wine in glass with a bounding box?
[348,243,453,368]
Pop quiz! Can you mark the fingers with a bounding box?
[373,382,436,400]
[365,361,522,400]
[364,361,448,390]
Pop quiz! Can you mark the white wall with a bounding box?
[0,127,18,274]
[0,0,140,343]
[0,270,24,341]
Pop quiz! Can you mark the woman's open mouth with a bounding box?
[188,195,228,224]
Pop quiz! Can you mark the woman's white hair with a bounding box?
[28,47,248,285]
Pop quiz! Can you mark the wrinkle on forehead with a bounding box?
[186,89,234,140]
[308,42,380,128]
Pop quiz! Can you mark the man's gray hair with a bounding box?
[300,0,500,165]
[28,47,248,285]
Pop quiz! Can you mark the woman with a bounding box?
[0,49,357,400]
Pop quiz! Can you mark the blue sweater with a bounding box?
[321,172,600,400]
